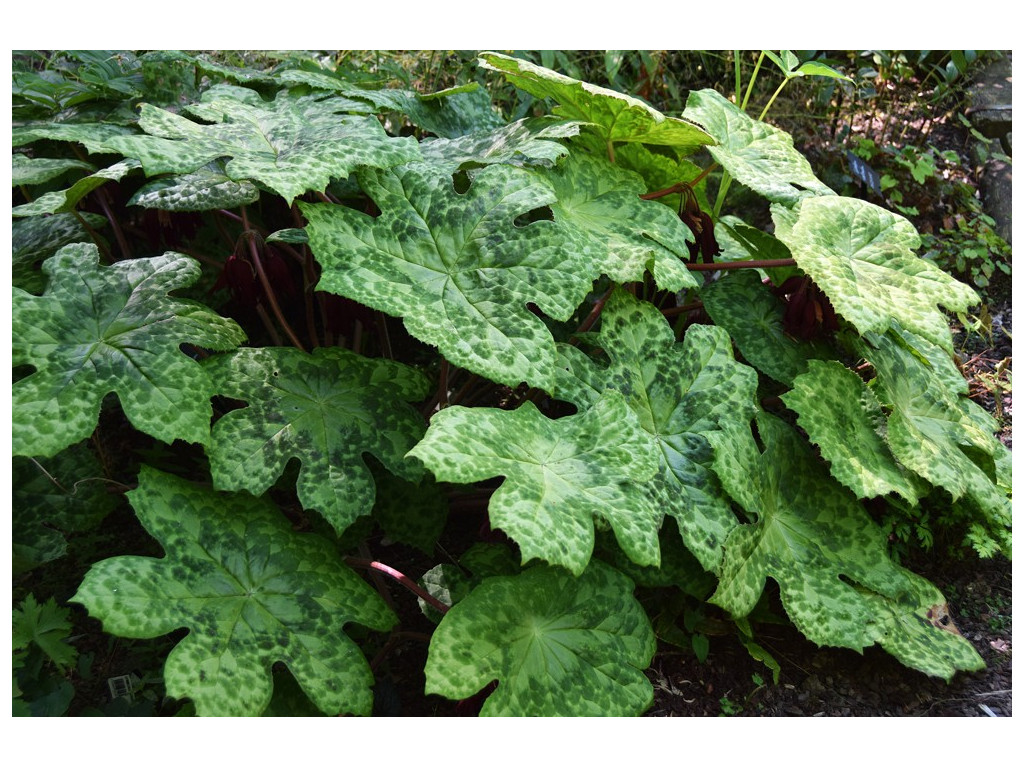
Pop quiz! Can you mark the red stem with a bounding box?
[687,258,797,272]
[345,558,450,614]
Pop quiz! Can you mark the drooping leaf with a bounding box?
[12,244,246,458]
[424,560,656,716]
[103,88,421,205]
[300,162,592,390]
[204,346,429,537]
[12,212,108,294]
[418,116,583,171]
[479,52,714,153]
[683,88,835,205]
[707,413,984,680]
[13,595,79,671]
[555,288,757,572]
[782,360,921,501]
[408,392,661,576]
[777,196,979,352]
[127,163,260,211]
[12,154,95,186]
[538,152,699,292]
[12,159,140,217]
[71,465,397,716]
[12,121,136,154]
[701,270,831,385]
[858,328,1011,553]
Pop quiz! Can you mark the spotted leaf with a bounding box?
[782,359,921,501]
[683,88,835,205]
[858,327,1011,554]
[537,152,699,292]
[479,52,713,152]
[104,88,420,205]
[71,465,397,716]
[12,244,246,458]
[301,161,592,390]
[408,392,660,576]
[777,196,979,352]
[424,560,656,716]
[204,346,430,537]
[708,413,984,680]
[555,288,757,572]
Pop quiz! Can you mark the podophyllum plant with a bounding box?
[12,50,1011,716]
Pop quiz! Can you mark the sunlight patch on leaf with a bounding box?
[425,560,656,716]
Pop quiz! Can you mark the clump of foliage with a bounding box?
[12,50,1010,717]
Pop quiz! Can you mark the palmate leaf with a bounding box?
[13,595,78,671]
[418,116,584,171]
[683,89,835,205]
[13,211,108,294]
[203,347,430,537]
[12,244,246,458]
[12,121,136,154]
[13,443,118,574]
[777,196,979,352]
[127,163,260,211]
[12,159,140,217]
[707,413,984,680]
[858,328,1012,552]
[538,152,699,292]
[103,88,421,204]
[408,392,661,576]
[12,154,95,186]
[479,52,714,153]
[782,360,921,502]
[555,288,757,572]
[701,270,831,385]
[300,162,593,390]
[424,560,656,716]
[71,466,397,716]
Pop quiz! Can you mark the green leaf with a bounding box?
[418,116,583,171]
[301,162,592,390]
[683,89,835,205]
[12,212,108,294]
[12,159,140,217]
[204,347,429,537]
[539,152,699,292]
[707,413,984,680]
[555,288,757,572]
[424,560,656,716]
[12,121,136,154]
[408,393,661,576]
[127,164,260,211]
[12,244,246,458]
[778,196,980,352]
[478,52,713,152]
[104,89,421,205]
[371,470,448,555]
[71,466,397,716]
[13,595,79,671]
[12,154,95,186]
[613,143,709,213]
[13,444,118,574]
[701,270,830,385]
[781,360,920,501]
[858,328,1011,551]
[795,61,853,82]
